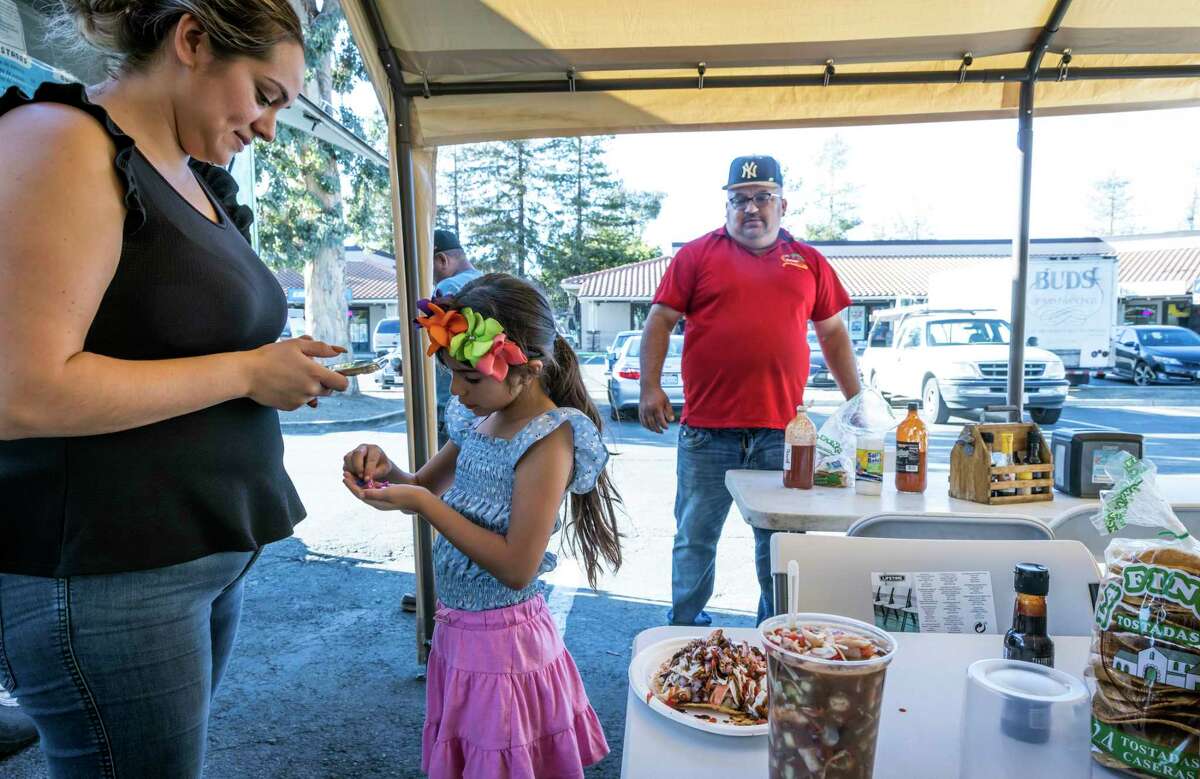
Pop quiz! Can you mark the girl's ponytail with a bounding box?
[545,335,623,588]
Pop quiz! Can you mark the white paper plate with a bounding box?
[627,636,768,737]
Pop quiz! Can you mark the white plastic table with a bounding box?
[620,627,1125,778]
[725,469,1198,532]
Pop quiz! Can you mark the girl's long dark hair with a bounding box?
[446,273,622,588]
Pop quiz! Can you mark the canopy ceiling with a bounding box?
[345,0,1200,146]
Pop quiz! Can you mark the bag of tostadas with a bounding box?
[1086,452,1200,778]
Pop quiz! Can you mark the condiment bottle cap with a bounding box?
[1013,562,1049,596]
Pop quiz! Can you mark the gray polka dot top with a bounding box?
[433,397,608,611]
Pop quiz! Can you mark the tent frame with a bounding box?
[356,0,1196,661]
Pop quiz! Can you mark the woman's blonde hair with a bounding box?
[53,0,303,75]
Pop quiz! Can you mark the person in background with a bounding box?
[432,229,482,296]
[639,154,861,627]
[431,229,483,444]
[0,1,348,774]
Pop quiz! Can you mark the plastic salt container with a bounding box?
[855,433,884,495]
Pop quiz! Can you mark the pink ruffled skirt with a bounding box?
[421,595,610,778]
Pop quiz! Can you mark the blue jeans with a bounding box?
[0,550,258,778]
[670,425,782,627]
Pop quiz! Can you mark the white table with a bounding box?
[726,469,1198,532]
[621,627,1124,778]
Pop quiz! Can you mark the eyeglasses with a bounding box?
[727,192,781,210]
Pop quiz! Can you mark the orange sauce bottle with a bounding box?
[895,402,927,493]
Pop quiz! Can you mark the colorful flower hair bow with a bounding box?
[414,300,468,357]
[416,304,528,382]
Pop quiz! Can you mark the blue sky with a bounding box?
[603,107,1200,254]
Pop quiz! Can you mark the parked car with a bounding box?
[378,348,403,389]
[860,306,1069,425]
[607,334,685,421]
[1111,325,1200,385]
[372,317,401,354]
[605,330,641,373]
[807,330,836,388]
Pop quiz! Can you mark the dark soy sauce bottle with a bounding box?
[1003,563,1054,667]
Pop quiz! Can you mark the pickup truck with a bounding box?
[860,306,1069,424]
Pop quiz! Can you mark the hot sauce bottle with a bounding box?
[783,404,816,489]
[894,402,927,493]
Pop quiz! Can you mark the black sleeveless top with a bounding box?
[0,82,305,577]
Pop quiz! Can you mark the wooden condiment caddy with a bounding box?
[949,422,1053,505]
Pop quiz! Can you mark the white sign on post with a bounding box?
[848,305,866,340]
[870,571,997,634]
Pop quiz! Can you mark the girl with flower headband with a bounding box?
[342,273,621,778]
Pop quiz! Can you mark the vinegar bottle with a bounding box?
[895,402,927,493]
[783,404,816,489]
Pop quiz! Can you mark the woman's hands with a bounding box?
[243,336,350,410]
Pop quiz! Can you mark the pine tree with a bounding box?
[436,146,464,237]
[538,135,662,308]
[805,135,861,240]
[1089,173,1135,235]
[457,140,555,279]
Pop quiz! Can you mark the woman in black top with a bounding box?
[0,1,349,774]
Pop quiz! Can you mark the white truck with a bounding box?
[860,307,1069,424]
[926,254,1119,383]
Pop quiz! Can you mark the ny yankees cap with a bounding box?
[723,155,783,190]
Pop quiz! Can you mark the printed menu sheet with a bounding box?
[870,571,997,634]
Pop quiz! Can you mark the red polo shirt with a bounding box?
[652,228,850,430]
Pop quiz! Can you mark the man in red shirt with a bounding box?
[640,154,862,626]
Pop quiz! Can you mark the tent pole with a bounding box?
[397,64,1200,98]
[359,0,437,664]
[393,93,437,664]
[1008,0,1073,422]
[1007,79,1034,422]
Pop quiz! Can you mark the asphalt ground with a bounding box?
[3,365,1197,777]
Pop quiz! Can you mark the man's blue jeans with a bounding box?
[0,550,258,778]
[670,424,782,626]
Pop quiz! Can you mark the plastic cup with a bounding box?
[761,613,897,779]
[959,659,1091,779]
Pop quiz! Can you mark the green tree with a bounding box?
[256,1,389,379]
[1089,173,1136,235]
[339,111,392,254]
[538,135,662,307]
[456,140,556,279]
[805,135,861,240]
[436,145,464,238]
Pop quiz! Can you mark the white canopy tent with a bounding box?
[337,0,1200,659]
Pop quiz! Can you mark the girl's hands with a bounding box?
[342,473,431,515]
[244,336,350,410]
[342,443,401,484]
